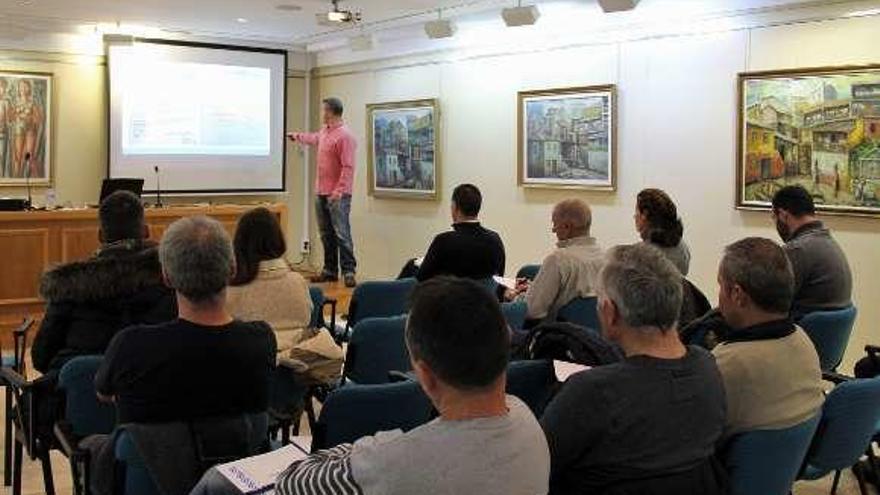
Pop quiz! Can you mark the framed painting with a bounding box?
[517,85,616,191]
[0,71,52,186]
[366,98,439,200]
[737,65,880,217]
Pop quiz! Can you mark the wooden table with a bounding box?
[0,203,287,344]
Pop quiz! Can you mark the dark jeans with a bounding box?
[315,195,356,276]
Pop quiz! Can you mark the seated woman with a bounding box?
[227,207,313,366]
[634,188,691,276]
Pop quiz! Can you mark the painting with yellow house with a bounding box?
[737,65,880,216]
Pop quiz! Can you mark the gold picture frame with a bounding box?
[0,70,53,187]
[517,85,617,191]
[736,64,880,217]
[366,98,440,200]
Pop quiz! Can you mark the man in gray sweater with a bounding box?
[771,185,853,315]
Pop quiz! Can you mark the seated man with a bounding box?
[506,199,604,321]
[32,190,176,374]
[771,185,852,316]
[541,243,726,495]
[191,276,550,495]
[87,216,277,495]
[403,184,505,281]
[713,237,824,439]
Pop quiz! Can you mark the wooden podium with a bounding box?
[0,203,287,343]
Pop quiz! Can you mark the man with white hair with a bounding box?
[540,243,726,494]
[505,198,604,321]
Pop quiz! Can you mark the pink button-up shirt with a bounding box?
[293,122,357,197]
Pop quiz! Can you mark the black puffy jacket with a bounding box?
[31,240,177,373]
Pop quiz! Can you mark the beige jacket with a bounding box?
[713,326,825,437]
[226,258,314,358]
[524,235,604,320]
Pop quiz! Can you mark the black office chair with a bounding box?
[1,317,33,489]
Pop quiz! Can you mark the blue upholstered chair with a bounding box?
[312,381,434,450]
[344,278,417,339]
[798,305,858,372]
[502,301,528,331]
[506,360,557,417]
[308,285,337,333]
[54,355,117,495]
[114,430,160,495]
[722,414,821,495]
[797,377,880,495]
[556,297,601,333]
[516,264,541,281]
[344,316,410,384]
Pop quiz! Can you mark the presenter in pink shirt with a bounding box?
[288,97,358,287]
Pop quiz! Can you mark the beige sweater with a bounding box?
[713,326,824,437]
[226,258,314,357]
[524,235,604,320]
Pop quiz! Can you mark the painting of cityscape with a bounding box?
[518,85,616,190]
[738,66,880,216]
[367,99,439,199]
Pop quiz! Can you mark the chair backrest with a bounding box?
[114,430,160,495]
[308,286,325,329]
[798,305,858,372]
[57,355,116,437]
[348,278,417,328]
[557,297,601,332]
[723,413,821,495]
[313,381,434,450]
[345,316,410,384]
[502,301,528,331]
[506,359,557,417]
[800,377,880,478]
[516,264,541,281]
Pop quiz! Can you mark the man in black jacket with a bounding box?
[405,184,505,281]
[31,190,176,374]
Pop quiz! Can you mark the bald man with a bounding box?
[506,199,604,321]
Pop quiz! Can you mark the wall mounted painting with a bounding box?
[0,71,52,186]
[737,65,880,217]
[518,85,616,191]
[367,98,439,200]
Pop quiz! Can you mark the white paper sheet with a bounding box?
[216,439,310,494]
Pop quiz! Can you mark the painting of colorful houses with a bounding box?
[367,99,439,199]
[738,66,880,215]
[518,85,616,190]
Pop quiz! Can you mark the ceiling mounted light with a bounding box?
[502,2,540,27]
[316,0,361,26]
[425,9,455,39]
[236,18,249,23]
[596,0,640,13]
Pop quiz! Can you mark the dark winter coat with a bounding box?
[31,240,177,373]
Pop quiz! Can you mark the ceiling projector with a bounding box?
[316,0,361,26]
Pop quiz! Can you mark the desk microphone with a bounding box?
[154,165,163,207]
[24,152,32,210]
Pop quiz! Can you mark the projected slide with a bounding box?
[108,41,286,193]
[123,62,271,156]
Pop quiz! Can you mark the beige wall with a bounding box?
[0,48,307,255]
[310,14,880,370]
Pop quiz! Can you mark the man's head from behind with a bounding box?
[552,199,592,242]
[451,184,482,222]
[159,216,234,307]
[99,190,146,244]
[597,243,683,344]
[717,237,794,329]
[771,185,816,241]
[406,277,510,405]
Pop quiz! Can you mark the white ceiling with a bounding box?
[0,0,870,50]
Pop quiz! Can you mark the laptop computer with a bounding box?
[100,178,144,203]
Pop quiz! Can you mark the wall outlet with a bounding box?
[300,239,311,254]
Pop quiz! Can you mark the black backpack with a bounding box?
[514,322,623,366]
